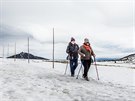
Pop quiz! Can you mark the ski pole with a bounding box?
[64,60,68,75]
[76,63,83,79]
[94,57,100,80]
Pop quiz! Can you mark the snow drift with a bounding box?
[0,59,135,101]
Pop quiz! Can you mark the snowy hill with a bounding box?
[96,53,135,63]
[7,52,49,60]
[118,53,135,63]
[0,59,134,101]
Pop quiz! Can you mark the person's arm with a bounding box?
[78,46,85,57]
[91,47,96,57]
[66,45,70,54]
[66,45,71,60]
[77,44,79,51]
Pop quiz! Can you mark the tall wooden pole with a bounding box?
[52,28,54,68]
[14,42,16,61]
[7,44,9,58]
[3,45,4,59]
[28,37,30,63]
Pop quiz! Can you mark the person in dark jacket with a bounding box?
[78,38,95,81]
[66,37,79,77]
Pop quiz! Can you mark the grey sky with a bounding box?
[0,0,135,59]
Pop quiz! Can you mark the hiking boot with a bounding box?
[82,75,85,78]
[82,74,86,78]
[71,74,74,77]
[85,77,89,81]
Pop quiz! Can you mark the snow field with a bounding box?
[0,59,135,101]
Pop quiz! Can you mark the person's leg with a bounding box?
[81,60,87,78]
[87,58,92,74]
[70,59,74,76]
[85,60,90,77]
[71,59,78,76]
[73,59,78,71]
[85,59,92,78]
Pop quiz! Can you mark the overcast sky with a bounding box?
[0,0,135,59]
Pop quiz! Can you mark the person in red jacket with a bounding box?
[78,38,95,81]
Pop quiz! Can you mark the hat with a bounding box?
[71,37,75,41]
[84,38,89,43]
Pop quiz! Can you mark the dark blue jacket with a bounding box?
[66,42,79,59]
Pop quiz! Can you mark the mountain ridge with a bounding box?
[117,53,135,63]
[7,52,49,60]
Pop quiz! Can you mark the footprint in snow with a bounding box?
[62,89,69,94]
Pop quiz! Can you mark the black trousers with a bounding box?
[81,59,92,77]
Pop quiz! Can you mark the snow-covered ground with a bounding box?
[0,58,135,101]
[96,61,135,69]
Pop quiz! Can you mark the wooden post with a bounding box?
[14,42,16,61]
[3,45,4,59]
[52,28,54,68]
[28,37,30,63]
[7,44,9,58]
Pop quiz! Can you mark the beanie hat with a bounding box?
[84,38,89,43]
[71,37,75,41]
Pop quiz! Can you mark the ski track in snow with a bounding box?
[0,59,135,101]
